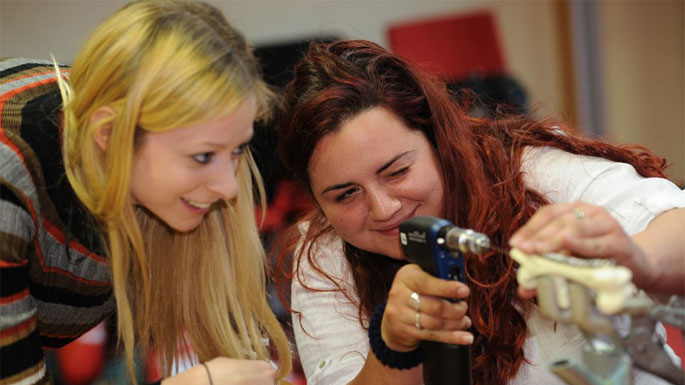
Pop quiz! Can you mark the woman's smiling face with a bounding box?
[129,95,256,232]
[308,107,445,259]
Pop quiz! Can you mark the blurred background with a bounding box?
[1,0,683,384]
[2,0,683,184]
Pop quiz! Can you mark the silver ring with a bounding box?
[408,292,421,311]
[414,311,422,329]
[574,208,585,220]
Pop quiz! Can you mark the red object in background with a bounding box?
[146,349,163,384]
[387,11,506,81]
[257,179,314,233]
[55,321,108,385]
[665,324,685,369]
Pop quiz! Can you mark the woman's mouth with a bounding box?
[375,208,419,236]
[377,227,400,236]
[181,198,212,212]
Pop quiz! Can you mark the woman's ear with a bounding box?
[91,106,115,153]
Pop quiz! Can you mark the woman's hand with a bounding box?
[509,202,655,296]
[162,358,276,385]
[380,264,472,352]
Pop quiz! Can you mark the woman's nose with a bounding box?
[207,163,239,201]
[367,187,401,221]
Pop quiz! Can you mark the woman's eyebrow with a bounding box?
[376,151,412,174]
[321,151,413,195]
[322,182,354,194]
[196,133,254,148]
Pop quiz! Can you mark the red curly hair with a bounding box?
[273,40,668,385]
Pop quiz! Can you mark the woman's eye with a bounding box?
[334,188,357,203]
[192,152,214,164]
[232,144,248,156]
[389,167,409,177]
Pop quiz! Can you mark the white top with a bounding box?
[291,146,685,385]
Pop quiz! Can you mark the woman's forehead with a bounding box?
[307,109,426,185]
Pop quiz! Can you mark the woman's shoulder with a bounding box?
[520,145,573,166]
[1,57,64,149]
[519,145,625,195]
[297,221,343,252]
[1,57,64,169]
[1,58,65,96]
[1,59,104,255]
[1,57,65,75]
[1,57,56,69]
[295,221,352,284]
[1,67,62,197]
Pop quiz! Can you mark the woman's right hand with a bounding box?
[162,358,276,385]
[380,264,473,352]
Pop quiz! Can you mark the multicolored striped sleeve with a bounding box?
[0,57,55,385]
[0,183,45,384]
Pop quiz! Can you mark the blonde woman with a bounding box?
[0,1,291,384]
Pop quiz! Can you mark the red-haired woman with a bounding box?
[274,39,685,385]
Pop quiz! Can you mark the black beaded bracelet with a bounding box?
[368,301,423,369]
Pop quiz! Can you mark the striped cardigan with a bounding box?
[1,58,114,384]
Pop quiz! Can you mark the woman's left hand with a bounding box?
[381,264,472,351]
[509,201,655,297]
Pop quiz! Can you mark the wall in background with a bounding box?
[599,1,684,184]
[1,0,682,183]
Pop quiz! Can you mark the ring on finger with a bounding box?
[414,311,422,329]
[573,208,585,220]
[408,292,421,311]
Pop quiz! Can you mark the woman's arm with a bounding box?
[0,184,44,384]
[510,203,685,295]
[630,207,684,295]
[349,264,471,385]
[292,241,471,385]
[516,147,685,295]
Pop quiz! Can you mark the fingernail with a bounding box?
[457,287,470,297]
[464,316,472,328]
[518,241,531,251]
[463,334,474,344]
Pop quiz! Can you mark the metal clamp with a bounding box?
[510,248,685,385]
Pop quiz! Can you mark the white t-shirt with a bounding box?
[291,146,685,385]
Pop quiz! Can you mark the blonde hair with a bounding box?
[55,0,291,381]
